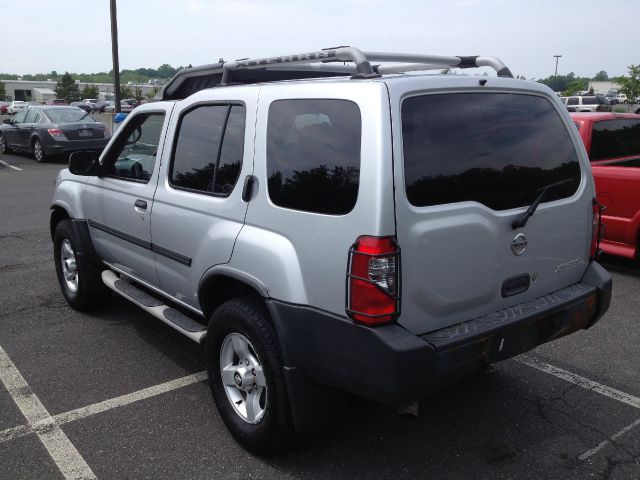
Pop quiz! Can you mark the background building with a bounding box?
[0,79,160,103]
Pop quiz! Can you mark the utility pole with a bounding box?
[553,55,562,77]
[110,0,121,113]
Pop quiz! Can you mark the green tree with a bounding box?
[157,64,177,78]
[562,79,588,96]
[0,81,6,101]
[133,86,144,102]
[538,72,581,92]
[617,65,640,100]
[82,84,99,99]
[119,85,133,99]
[592,70,608,81]
[145,86,160,99]
[54,72,81,103]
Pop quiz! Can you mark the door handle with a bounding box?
[134,199,147,210]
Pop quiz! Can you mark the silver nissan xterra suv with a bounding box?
[50,47,612,454]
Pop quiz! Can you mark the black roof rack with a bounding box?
[158,46,513,101]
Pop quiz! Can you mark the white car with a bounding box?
[615,93,629,104]
[7,101,27,114]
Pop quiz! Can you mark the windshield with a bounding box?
[402,92,581,211]
[46,108,95,123]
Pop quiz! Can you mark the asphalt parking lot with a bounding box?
[0,151,639,479]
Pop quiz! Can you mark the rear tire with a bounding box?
[33,138,47,163]
[205,297,295,455]
[54,219,110,311]
[0,134,11,154]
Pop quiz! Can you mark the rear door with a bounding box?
[389,81,593,335]
[18,109,39,145]
[150,90,258,310]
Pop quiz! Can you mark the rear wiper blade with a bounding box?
[511,178,574,230]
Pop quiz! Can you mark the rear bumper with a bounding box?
[268,262,612,412]
[42,137,109,154]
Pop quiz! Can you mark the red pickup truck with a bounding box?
[571,112,640,259]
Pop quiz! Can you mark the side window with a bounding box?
[25,110,38,123]
[105,112,165,182]
[567,97,578,106]
[170,104,245,196]
[591,119,640,160]
[12,110,27,124]
[266,99,361,215]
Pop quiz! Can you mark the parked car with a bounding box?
[606,94,618,105]
[91,101,110,113]
[119,99,139,113]
[7,101,28,114]
[565,95,611,112]
[615,93,629,104]
[47,99,68,106]
[0,106,110,162]
[50,47,611,454]
[0,101,8,114]
[103,101,116,113]
[571,112,640,259]
[70,102,93,113]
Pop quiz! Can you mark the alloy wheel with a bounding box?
[60,239,79,293]
[33,140,44,162]
[219,333,268,424]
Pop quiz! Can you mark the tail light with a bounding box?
[47,128,66,139]
[591,198,604,260]
[346,236,400,325]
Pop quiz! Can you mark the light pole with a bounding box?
[553,55,562,77]
[110,0,121,113]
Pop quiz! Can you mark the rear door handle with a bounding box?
[134,199,147,210]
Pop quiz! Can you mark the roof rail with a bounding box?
[220,46,513,84]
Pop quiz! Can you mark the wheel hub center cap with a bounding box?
[233,371,243,387]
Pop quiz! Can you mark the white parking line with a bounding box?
[0,370,207,444]
[517,355,640,461]
[0,159,22,171]
[578,417,640,460]
[0,345,96,480]
[516,355,640,410]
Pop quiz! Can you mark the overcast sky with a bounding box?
[2,0,637,80]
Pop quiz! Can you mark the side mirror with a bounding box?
[3,119,12,124]
[69,151,99,176]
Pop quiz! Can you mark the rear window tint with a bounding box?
[591,118,640,160]
[267,99,361,215]
[402,93,581,210]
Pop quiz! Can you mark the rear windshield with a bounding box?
[402,93,581,210]
[591,118,640,160]
[46,108,95,123]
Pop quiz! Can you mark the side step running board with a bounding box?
[101,270,207,344]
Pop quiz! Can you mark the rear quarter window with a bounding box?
[591,118,640,160]
[402,93,581,210]
[266,99,361,215]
